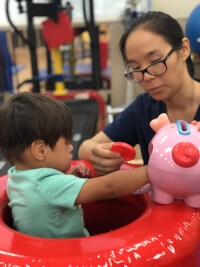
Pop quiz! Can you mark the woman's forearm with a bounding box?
[78,139,95,160]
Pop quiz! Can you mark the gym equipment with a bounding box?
[0,32,14,93]
[6,0,102,92]
[4,1,106,164]
[42,10,74,94]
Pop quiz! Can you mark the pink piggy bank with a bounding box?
[148,113,200,208]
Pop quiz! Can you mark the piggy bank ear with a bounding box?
[150,113,170,132]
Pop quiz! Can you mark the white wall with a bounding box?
[1,0,200,29]
[0,0,150,29]
[152,0,200,19]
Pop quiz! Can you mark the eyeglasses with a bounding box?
[124,46,177,83]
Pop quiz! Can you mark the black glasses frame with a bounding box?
[124,46,178,83]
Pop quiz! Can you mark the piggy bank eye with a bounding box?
[148,142,153,156]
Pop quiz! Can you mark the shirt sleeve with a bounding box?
[35,168,87,209]
[103,93,148,145]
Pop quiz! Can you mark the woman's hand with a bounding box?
[90,142,124,176]
[78,132,125,176]
[191,120,200,130]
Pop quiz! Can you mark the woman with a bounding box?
[78,11,200,175]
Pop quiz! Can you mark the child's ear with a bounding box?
[31,140,46,160]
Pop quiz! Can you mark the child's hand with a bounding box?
[191,120,200,131]
[69,165,93,178]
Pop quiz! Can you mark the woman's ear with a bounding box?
[181,37,191,60]
[31,140,46,161]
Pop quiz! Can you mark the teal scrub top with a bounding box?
[7,167,89,238]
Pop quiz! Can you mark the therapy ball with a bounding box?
[185,4,200,55]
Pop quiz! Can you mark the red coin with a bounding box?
[111,142,136,161]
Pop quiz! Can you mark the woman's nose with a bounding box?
[143,72,156,82]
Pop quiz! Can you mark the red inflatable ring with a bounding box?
[0,160,200,266]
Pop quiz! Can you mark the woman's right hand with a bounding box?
[191,120,200,130]
[78,131,125,176]
[90,142,125,176]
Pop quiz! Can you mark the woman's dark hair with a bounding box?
[119,11,194,78]
[0,92,72,160]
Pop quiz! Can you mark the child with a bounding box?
[0,92,148,238]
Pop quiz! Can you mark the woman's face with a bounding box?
[125,28,187,101]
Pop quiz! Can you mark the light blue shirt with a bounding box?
[7,167,89,238]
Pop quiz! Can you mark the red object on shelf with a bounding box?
[42,12,74,50]
[99,40,108,70]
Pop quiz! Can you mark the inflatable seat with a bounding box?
[0,161,200,266]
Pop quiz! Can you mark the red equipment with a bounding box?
[1,161,200,266]
[42,11,74,50]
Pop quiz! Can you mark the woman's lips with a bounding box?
[148,86,162,94]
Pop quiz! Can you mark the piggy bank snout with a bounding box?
[172,142,199,168]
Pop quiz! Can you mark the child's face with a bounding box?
[45,137,73,173]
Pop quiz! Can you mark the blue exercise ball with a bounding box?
[185,4,200,55]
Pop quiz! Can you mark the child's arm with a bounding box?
[75,166,148,205]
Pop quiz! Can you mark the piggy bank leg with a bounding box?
[184,194,200,208]
[152,186,174,204]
